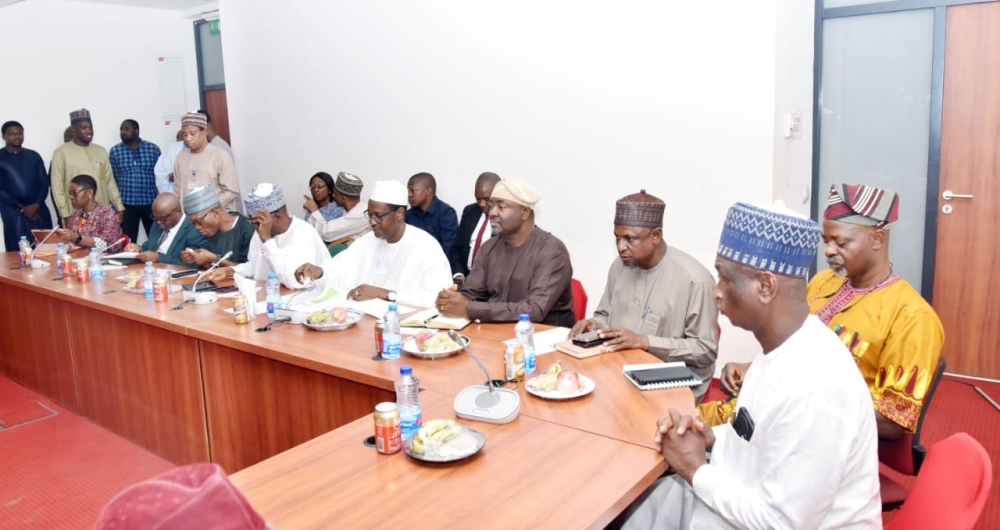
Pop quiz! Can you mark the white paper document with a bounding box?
[502,326,570,356]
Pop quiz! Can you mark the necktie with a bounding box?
[156,228,169,250]
[471,214,488,265]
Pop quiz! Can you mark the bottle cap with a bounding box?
[146,261,153,266]
[519,313,529,321]
[20,236,26,239]
[400,365,412,375]
[268,272,276,279]
[389,303,398,310]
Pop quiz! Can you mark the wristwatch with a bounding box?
[387,291,397,302]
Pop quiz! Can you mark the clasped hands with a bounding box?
[435,285,467,318]
[655,408,714,484]
[569,318,649,352]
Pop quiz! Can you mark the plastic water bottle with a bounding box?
[18,236,32,266]
[516,313,537,376]
[56,243,66,274]
[143,261,155,300]
[381,303,402,360]
[89,248,105,280]
[265,273,281,322]
[396,365,422,441]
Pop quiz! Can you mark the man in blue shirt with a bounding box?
[109,119,161,242]
[405,172,458,254]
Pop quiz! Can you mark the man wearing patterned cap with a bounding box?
[703,184,944,441]
[570,190,719,402]
[180,186,255,269]
[205,183,328,289]
[303,171,371,243]
[174,112,240,213]
[619,201,880,530]
[50,108,124,225]
[294,181,452,307]
[435,176,575,326]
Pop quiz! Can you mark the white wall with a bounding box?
[0,0,199,241]
[219,0,816,369]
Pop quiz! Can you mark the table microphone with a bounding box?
[184,251,232,303]
[449,331,520,424]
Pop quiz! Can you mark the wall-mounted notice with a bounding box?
[157,56,188,120]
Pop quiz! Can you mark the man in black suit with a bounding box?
[126,192,208,265]
[448,172,500,283]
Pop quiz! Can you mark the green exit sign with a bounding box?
[208,19,221,35]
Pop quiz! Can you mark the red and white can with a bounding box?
[373,402,401,454]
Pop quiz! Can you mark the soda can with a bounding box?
[152,275,169,302]
[374,321,384,356]
[75,259,89,282]
[61,254,74,275]
[233,295,249,324]
[373,402,402,454]
[504,344,525,381]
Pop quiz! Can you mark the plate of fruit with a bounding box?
[116,271,143,284]
[403,419,485,463]
[303,307,363,331]
[402,330,470,359]
[525,360,596,400]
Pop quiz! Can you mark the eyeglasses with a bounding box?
[68,188,93,198]
[152,208,180,223]
[189,209,215,228]
[364,209,396,224]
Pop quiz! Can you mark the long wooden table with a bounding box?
[0,251,694,528]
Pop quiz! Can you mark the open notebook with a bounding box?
[622,362,701,390]
[400,309,470,330]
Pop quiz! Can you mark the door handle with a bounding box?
[942,190,974,200]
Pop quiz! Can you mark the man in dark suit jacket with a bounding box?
[126,192,207,265]
[448,172,500,282]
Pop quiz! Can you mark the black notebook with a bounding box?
[623,362,701,390]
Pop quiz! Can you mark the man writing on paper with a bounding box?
[204,183,328,289]
[124,192,207,265]
[294,181,452,308]
[618,202,880,529]
[435,176,575,327]
[570,190,718,402]
[180,186,255,269]
[54,175,125,253]
[448,172,500,283]
[698,184,944,440]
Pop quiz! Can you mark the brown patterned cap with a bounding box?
[615,189,664,228]
[69,108,91,124]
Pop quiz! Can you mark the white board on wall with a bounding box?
[156,56,188,120]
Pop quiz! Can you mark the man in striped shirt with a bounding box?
[109,119,161,242]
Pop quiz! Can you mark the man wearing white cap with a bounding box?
[293,181,452,308]
[435,176,575,326]
[205,183,328,289]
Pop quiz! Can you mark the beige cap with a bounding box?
[490,176,540,208]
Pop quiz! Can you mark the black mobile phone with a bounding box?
[171,269,200,279]
[572,330,608,348]
[733,407,755,442]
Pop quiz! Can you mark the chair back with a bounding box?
[880,356,946,475]
[884,433,993,530]
[327,236,355,258]
[571,279,588,322]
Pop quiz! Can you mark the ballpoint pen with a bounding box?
[637,306,651,329]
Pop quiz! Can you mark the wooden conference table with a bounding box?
[0,252,694,528]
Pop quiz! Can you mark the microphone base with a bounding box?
[453,385,520,424]
[182,290,218,305]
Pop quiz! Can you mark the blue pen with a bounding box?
[637,306,651,328]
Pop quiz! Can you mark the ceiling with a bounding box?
[0,0,217,11]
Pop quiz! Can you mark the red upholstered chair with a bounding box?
[880,357,947,510]
[571,279,587,321]
[883,433,992,530]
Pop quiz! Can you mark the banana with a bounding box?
[529,361,563,391]
[412,419,461,455]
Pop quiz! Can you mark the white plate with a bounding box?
[303,309,363,331]
[402,425,486,463]
[402,334,470,359]
[116,273,143,283]
[525,373,596,400]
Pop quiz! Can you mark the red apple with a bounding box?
[415,330,435,348]
[556,370,580,393]
[331,306,348,324]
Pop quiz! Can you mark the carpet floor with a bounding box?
[0,377,175,529]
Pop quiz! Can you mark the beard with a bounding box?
[828,260,848,277]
